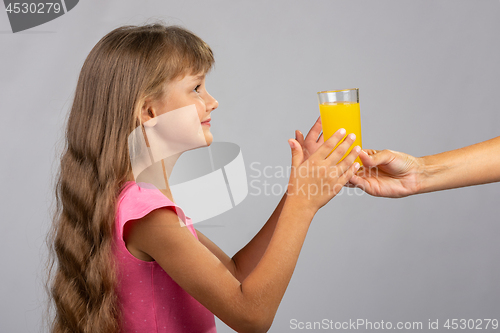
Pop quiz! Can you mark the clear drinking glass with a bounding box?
[317,88,362,165]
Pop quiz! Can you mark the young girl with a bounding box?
[48,23,361,333]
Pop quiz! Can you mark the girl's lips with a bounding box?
[201,120,211,127]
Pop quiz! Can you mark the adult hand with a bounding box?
[348,149,423,198]
[294,116,324,164]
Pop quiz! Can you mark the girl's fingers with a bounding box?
[305,116,322,142]
[295,130,305,147]
[316,132,324,143]
[296,117,322,145]
[314,128,348,160]
[338,161,361,186]
[336,144,361,173]
[325,132,357,164]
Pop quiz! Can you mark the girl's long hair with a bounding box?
[47,23,214,333]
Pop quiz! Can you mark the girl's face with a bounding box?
[148,73,218,146]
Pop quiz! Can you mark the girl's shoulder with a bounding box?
[116,181,188,225]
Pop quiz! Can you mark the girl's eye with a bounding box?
[194,85,201,93]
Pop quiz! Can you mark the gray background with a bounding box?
[1,0,499,332]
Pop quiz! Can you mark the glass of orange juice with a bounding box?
[317,88,362,165]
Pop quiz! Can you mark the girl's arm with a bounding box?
[129,196,313,333]
[195,192,287,283]
[126,130,360,333]
[228,117,324,282]
[230,192,287,282]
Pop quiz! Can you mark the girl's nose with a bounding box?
[206,93,218,111]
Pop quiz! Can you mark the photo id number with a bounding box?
[5,2,61,14]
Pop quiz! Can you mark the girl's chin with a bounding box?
[204,133,213,146]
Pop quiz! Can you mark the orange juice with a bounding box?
[319,102,362,165]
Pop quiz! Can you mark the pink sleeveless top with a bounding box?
[113,181,217,333]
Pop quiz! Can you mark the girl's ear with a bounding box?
[143,109,157,127]
[140,98,158,127]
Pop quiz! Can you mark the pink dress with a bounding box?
[113,181,217,332]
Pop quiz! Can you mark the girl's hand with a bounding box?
[287,128,361,213]
[348,149,423,198]
[295,116,324,164]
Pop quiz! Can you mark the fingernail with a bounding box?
[354,146,361,152]
[289,140,294,149]
[298,130,303,136]
[349,133,356,140]
[338,128,346,135]
[354,162,360,170]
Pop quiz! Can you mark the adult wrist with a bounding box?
[415,155,448,195]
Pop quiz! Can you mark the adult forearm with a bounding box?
[418,136,500,194]
[232,192,288,282]
[238,197,315,331]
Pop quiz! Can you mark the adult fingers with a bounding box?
[348,173,371,191]
[359,149,395,167]
[362,149,378,156]
[344,181,356,188]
